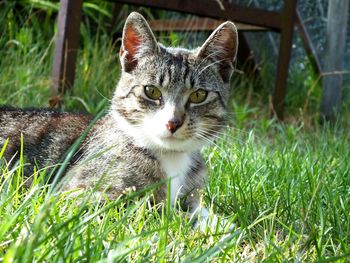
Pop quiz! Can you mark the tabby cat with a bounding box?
[0,12,238,225]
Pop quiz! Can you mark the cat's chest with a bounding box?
[158,152,192,204]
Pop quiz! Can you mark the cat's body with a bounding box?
[64,114,206,206]
[0,107,92,174]
[0,12,238,220]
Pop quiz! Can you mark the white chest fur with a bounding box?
[158,152,192,204]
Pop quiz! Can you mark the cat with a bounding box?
[0,12,238,227]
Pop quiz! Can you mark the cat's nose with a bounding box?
[166,118,183,134]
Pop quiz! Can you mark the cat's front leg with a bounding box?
[190,200,235,232]
[183,179,234,232]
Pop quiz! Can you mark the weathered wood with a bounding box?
[321,0,349,121]
[272,0,297,119]
[50,0,83,107]
[111,0,282,31]
[148,18,268,32]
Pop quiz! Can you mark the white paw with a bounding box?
[191,206,235,233]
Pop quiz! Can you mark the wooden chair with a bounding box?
[51,0,299,119]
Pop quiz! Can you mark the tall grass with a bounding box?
[1,2,350,262]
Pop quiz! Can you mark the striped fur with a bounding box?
[0,12,238,214]
[0,106,91,175]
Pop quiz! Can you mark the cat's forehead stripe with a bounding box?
[183,66,189,84]
[167,66,173,85]
[158,71,165,86]
[190,74,196,88]
[164,52,195,90]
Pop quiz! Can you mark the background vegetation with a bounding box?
[0,1,349,261]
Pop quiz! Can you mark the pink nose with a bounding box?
[166,119,183,134]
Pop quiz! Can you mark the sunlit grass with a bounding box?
[1,124,349,261]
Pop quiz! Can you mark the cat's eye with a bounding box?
[144,85,162,100]
[189,89,208,104]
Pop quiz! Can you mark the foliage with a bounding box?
[1,121,350,262]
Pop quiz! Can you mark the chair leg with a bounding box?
[272,0,297,119]
[50,0,83,107]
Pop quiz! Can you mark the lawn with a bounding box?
[0,2,350,262]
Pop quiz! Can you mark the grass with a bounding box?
[1,2,350,262]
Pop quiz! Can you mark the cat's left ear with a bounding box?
[197,21,238,82]
[120,12,159,72]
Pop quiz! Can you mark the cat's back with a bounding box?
[0,106,92,168]
[0,106,91,135]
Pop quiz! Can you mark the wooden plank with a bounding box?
[321,0,349,121]
[148,18,268,32]
[272,0,297,119]
[111,0,282,31]
[50,0,83,108]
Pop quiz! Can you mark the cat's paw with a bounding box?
[192,206,235,233]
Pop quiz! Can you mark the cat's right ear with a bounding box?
[120,12,159,72]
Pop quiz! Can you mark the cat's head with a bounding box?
[111,12,238,152]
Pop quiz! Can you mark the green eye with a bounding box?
[144,85,162,100]
[189,89,208,104]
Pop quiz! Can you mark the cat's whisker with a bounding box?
[196,123,230,133]
[199,123,230,129]
[198,130,225,140]
[195,132,229,154]
[195,58,228,78]
[197,129,229,144]
[200,123,250,135]
[197,126,246,145]
[199,120,248,130]
[196,126,226,140]
[193,49,226,76]
[200,132,242,153]
[193,51,216,73]
[193,48,228,74]
[194,132,214,146]
[95,88,112,102]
